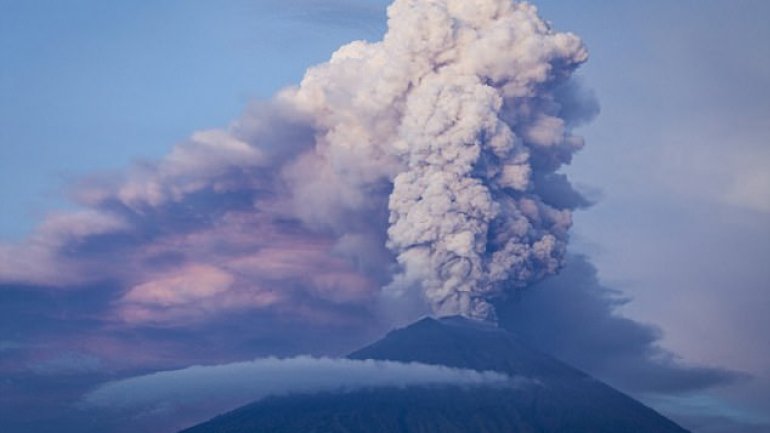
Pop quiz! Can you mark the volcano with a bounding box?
[179,316,689,433]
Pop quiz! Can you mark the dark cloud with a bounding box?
[0,281,386,433]
[532,172,595,210]
[553,77,601,128]
[497,255,745,394]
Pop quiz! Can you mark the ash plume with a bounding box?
[0,0,596,324]
[287,0,593,320]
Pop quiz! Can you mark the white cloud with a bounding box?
[81,356,511,431]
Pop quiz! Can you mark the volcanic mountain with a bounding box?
[179,316,689,433]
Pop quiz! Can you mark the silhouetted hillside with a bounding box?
[180,317,689,433]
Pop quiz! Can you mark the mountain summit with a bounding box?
[180,317,689,433]
[350,316,590,379]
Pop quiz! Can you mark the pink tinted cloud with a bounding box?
[114,241,378,326]
[0,98,384,331]
[105,209,380,326]
[121,264,236,307]
[115,264,278,326]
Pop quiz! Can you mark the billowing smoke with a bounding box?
[285,0,591,320]
[0,0,594,324]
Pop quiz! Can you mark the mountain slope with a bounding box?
[180,317,689,433]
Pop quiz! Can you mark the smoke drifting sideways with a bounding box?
[81,357,512,433]
[0,0,597,324]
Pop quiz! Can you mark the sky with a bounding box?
[1,1,769,433]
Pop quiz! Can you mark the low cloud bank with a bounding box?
[82,356,510,431]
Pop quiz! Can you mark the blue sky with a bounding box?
[1,1,769,432]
